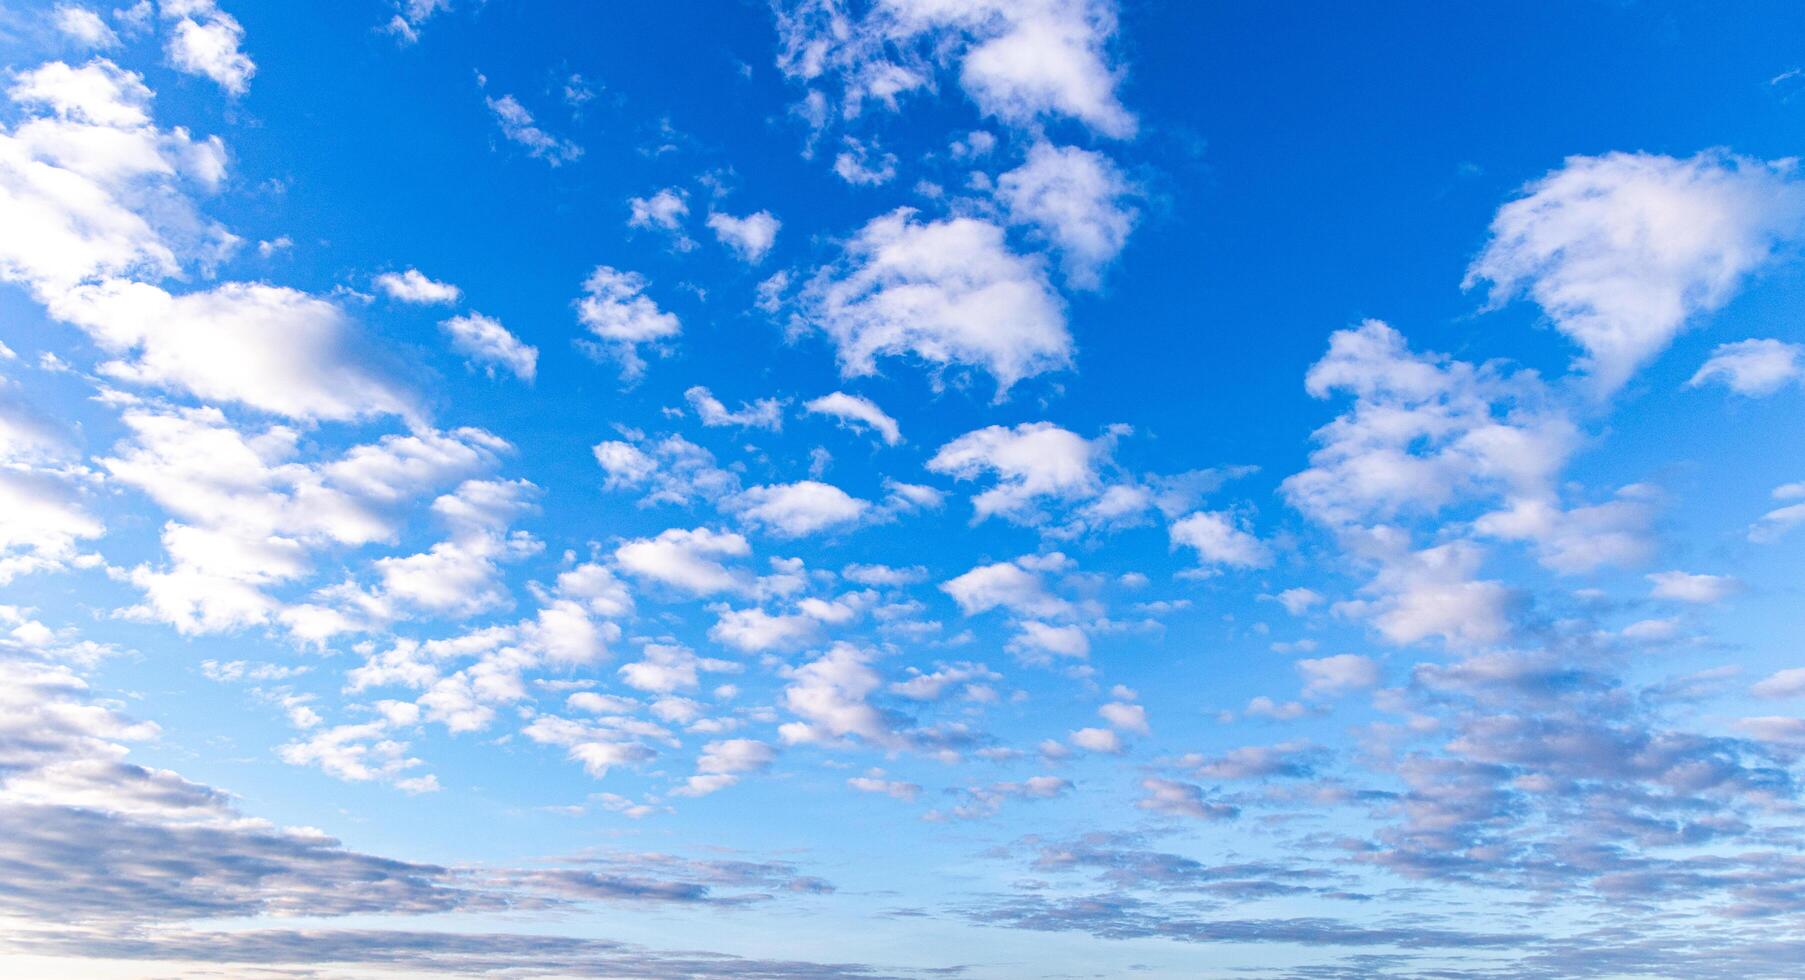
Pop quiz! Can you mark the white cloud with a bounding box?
[1688,338,1803,396]
[684,385,784,430]
[1467,151,1805,394]
[161,0,256,96]
[801,208,1069,396]
[375,269,461,305]
[674,738,776,797]
[778,642,894,748]
[485,93,581,165]
[803,391,901,445]
[831,136,897,185]
[613,527,750,596]
[0,59,234,298]
[928,422,1102,524]
[707,209,780,262]
[941,556,1072,619]
[1297,654,1380,698]
[54,6,119,48]
[1006,620,1088,661]
[709,606,822,653]
[576,266,681,380]
[1751,668,1805,700]
[996,142,1136,288]
[1647,570,1740,605]
[1169,510,1272,570]
[1069,726,1123,754]
[1750,481,1805,543]
[1098,700,1148,734]
[732,481,870,537]
[50,279,415,422]
[776,0,1135,137]
[442,313,537,382]
[627,187,694,250]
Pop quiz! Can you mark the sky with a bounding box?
[1,1,1804,977]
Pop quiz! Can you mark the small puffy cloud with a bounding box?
[54,6,119,48]
[1069,726,1123,754]
[628,188,694,250]
[1273,588,1323,616]
[732,481,870,537]
[942,557,1071,619]
[1750,481,1805,544]
[804,391,901,446]
[50,280,414,422]
[613,527,750,596]
[441,313,537,381]
[1098,701,1148,734]
[831,136,897,186]
[709,606,822,653]
[778,642,895,748]
[1169,510,1272,571]
[684,386,784,430]
[674,738,776,797]
[707,210,780,263]
[376,269,461,305]
[801,208,1069,397]
[1006,620,1088,662]
[997,142,1137,288]
[1688,338,1803,396]
[576,266,681,380]
[1297,654,1380,698]
[1467,151,1805,394]
[162,0,256,95]
[928,422,1101,524]
[485,93,582,165]
[1647,570,1740,604]
[847,772,921,801]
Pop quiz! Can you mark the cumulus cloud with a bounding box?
[576,266,681,380]
[684,385,785,430]
[707,209,781,262]
[803,391,902,445]
[928,422,1103,523]
[801,208,1069,397]
[161,0,255,95]
[441,313,537,381]
[1467,151,1805,394]
[731,480,870,537]
[1169,510,1272,571]
[1688,338,1803,396]
[613,527,750,596]
[376,269,461,305]
[775,0,1136,137]
[996,142,1137,288]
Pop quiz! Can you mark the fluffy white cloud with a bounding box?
[801,208,1069,396]
[0,59,233,298]
[928,422,1103,524]
[1688,338,1803,396]
[1169,510,1271,570]
[576,266,681,380]
[1751,668,1805,700]
[613,527,750,596]
[803,391,901,445]
[628,187,694,250]
[778,642,895,747]
[1069,726,1123,754]
[732,480,870,537]
[674,738,776,797]
[684,385,784,430]
[375,269,461,305]
[707,209,780,263]
[776,0,1135,137]
[1006,620,1088,662]
[831,136,897,185]
[50,279,414,421]
[442,313,537,382]
[1297,654,1380,698]
[1647,570,1740,604]
[161,0,255,95]
[54,5,119,48]
[709,606,823,653]
[1749,481,1805,543]
[941,556,1073,620]
[1467,151,1805,393]
[996,142,1136,288]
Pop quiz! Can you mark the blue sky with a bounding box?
[1,1,1804,977]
